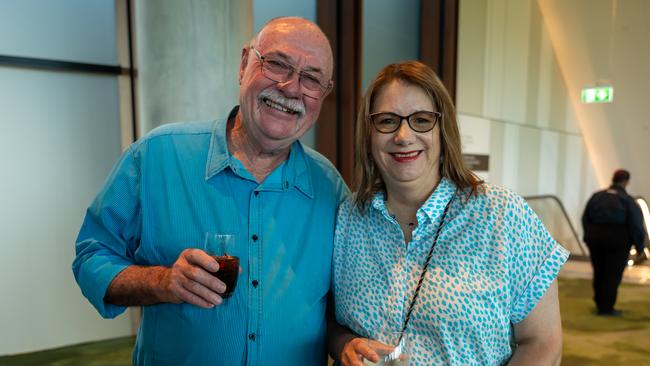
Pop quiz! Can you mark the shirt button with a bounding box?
[248,333,256,341]
[252,280,259,288]
[252,234,258,241]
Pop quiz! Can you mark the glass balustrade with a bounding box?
[525,195,650,267]
[524,195,588,259]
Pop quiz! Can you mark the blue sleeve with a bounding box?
[507,194,569,323]
[72,145,142,318]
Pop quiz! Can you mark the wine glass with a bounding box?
[204,232,239,298]
[364,330,411,366]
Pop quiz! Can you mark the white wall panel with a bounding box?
[500,0,531,123]
[483,0,507,119]
[0,68,130,355]
[538,0,650,200]
[500,123,520,192]
[457,0,605,236]
[538,130,560,194]
[488,121,505,186]
[517,126,541,196]
[0,0,116,64]
[535,25,552,129]
[456,0,487,116]
[561,135,584,231]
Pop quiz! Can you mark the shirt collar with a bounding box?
[609,184,626,194]
[370,177,457,224]
[204,106,314,199]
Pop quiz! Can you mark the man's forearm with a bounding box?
[105,265,171,306]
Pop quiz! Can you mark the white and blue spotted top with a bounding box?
[333,178,569,365]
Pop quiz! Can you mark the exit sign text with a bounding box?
[581,86,613,104]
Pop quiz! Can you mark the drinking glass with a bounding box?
[364,331,411,366]
[204,232,239,298]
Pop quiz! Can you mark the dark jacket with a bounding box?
[582,184,646,251]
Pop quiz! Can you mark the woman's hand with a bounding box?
[341,338,394,366]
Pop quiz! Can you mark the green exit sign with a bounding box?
[581,86,613,103]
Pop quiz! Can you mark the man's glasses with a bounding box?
[369,111,441,133]
[250,46,332,99]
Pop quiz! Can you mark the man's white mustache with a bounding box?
[259,89,306,116]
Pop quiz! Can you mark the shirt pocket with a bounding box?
[138,204,243,266]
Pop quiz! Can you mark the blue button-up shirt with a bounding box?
[73,107,348,365]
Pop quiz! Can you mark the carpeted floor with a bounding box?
[0,336,135,366]
[1,277,649,365]
[558,278,650,365]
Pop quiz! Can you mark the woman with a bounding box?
[330,61,569,365]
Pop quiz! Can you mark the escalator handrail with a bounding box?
[523,194,588,257]
[634,196,650,245]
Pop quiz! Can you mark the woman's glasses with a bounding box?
[369,111,441,134]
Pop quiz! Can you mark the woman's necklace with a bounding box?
[400,220,416,229]
[389,212,417,229]
[390,213,417,244]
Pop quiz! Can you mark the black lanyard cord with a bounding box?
[398,194,454,344]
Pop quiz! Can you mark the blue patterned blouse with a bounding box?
[333,178,569,365]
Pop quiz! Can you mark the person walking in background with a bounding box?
[73,17,348,365]
[582,169,646,316]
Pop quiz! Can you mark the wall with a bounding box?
[456,0,600,235]
[0,0,131,355]
[537,0,650,201]
[135,0,252,135]
[361,0,420,92]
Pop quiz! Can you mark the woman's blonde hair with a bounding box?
[353,60,483,211]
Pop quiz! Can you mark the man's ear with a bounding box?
[239,46,249,83]
[322,80,334,99]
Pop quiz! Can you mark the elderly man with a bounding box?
[73,17,348,365]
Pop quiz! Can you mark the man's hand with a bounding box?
[105,248,227,308]
[340,338,393,366]
[159,248,227,308]
[634,250,647,265]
